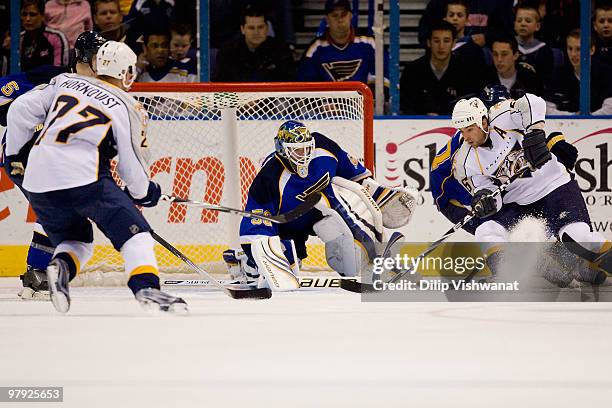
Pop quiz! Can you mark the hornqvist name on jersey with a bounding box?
[59,79,122,108]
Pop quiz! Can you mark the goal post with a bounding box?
[77,82,374,283]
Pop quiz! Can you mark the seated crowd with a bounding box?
[0,0,609,114]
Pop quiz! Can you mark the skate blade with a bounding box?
[167,302,189,315]
[139,300,189,315]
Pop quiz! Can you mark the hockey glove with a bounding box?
[125,181,162,207]
[471,189,498,218]
[3,155,26,185]
[522,129,551,170]
[547,132,578,171]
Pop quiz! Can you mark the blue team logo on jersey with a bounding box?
[322,59,363,81]
[296,172,330,201]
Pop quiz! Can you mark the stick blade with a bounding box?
[227,287,272,299]
[339,279,376,293]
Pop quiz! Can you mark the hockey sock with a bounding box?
[27,231,55,270]
[121,233,160,294]
[26,224,55,270]
[127,271,160,295]
[54,252,78,281]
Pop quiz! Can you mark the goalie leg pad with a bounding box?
[313,211,365,277]
[251,236,299,291]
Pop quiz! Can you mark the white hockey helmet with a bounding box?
[96,41,137,89]
[452,97,488,132]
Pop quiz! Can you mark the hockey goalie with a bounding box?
[224,120,418,291]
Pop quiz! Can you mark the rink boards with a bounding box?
[1,117,610,276]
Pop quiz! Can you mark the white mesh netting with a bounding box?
[75,85,371,285]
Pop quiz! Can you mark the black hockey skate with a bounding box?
[19,266,50,301]
[135,288,188,314]
[46,258,71,313]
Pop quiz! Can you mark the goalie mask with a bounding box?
[275,120,315,178]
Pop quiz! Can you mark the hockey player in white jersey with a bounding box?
[225,120,418,291]
[4,41,187,313]
[451,94,611,279]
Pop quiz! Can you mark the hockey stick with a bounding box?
[150,231,272,299]
[341,166,531,293]
[163,276,359,288]
[160,192,322,224]
[340,231,405,293]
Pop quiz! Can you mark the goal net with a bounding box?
[76,82,373,285]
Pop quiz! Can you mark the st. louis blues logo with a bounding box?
[322,59,363,81]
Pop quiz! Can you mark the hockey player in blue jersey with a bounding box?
[226,120,417,291]
[0,31,105,300]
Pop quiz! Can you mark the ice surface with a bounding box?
[1,277,612,408]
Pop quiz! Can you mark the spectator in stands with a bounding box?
[136,28,197,82]
[124,0,174,53]
[400,21,483,115]
[485,35,542,98]
[44,0,93,48]
[538,0,580,49]
[544,29,612,115]
[20,0,69,71]
[213,5,294,82]
[444,0,487,68]
[593,2,612,65]
[418,0,515,48]
[93,0,127,42]
[514,1,554,77]
[169,22,197,73]
[298,0,387,90]
[1,0,8,75]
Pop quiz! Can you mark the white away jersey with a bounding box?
[455,94,570,206]
[6,73,151,198]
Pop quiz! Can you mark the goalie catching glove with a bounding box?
[362,178,419,228]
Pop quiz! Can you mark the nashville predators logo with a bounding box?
[494,143,530,182]
[296,172,330,201]
[322,59,363,81]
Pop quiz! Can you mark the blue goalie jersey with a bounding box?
[240,132,372,260]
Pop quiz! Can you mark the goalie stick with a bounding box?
[340,231,404,293]
[160,192,322,224]
[163,276,359,289]
[150,231,272,300]
[341,166,531,293]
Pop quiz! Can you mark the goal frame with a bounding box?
[130,81,375,171]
